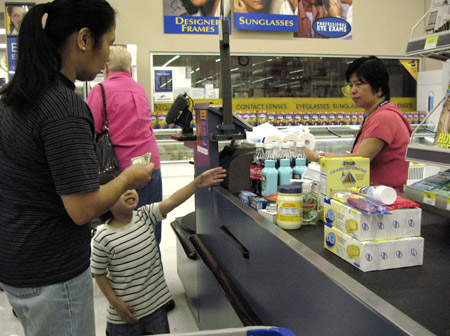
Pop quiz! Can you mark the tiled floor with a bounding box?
[0,198,199,336]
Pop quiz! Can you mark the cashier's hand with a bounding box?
[114,300,138,323]
[194,167,227,189]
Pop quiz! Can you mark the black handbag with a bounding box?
[95,83,120,179]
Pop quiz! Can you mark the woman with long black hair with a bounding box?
[0,1,154,335]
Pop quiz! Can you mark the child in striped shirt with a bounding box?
[91,167,226,335]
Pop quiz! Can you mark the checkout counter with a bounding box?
[171,104,449,336]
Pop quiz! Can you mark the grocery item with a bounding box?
[350,185,397,205]
[277,184,303,230]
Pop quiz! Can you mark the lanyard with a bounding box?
[351,100,390,152]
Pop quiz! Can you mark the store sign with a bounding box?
[234,13,297,32]
[155,70,173,92]
[312,17,351,38]
[163,0,231,34]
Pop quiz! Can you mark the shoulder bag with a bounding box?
[95,83,121,179]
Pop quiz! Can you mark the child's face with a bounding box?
[110,189,139,217]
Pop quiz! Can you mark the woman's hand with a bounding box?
[194,167,227,189]
[114,300,138,324]
[234,0,248,13]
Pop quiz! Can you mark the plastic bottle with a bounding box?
[280,143,291,160]
[295,141,306,159]
[288,141,297,167]
[350,185,397,205]
[250,143,265,196]
[277,184,303,230]
[272,142,281,168]
[302,180,319,225]
[293,158,307,180]
[261,159,278,197]
[278,159,293,185]
[264,143,275,161]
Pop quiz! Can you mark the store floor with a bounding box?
[0,199,200,336]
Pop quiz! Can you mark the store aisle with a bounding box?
[0,198,199,336]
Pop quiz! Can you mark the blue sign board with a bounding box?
[7,36,18,79]
[155,70,173,93]
[234,13,297,32]
[313,17,351,38]
[164,16,231,34]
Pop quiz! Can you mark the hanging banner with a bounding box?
[163,0,231,34]
[400,59,418,81]
[233,0,297,32]
[5,2,34,79]
[294,0,352,39]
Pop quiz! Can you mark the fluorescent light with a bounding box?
[162,55,180,67]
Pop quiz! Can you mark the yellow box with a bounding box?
[320,157,370,196]
[324,197,421,241]
[324,226,424,272]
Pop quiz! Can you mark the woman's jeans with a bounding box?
[137,168,163,244]
[0,268,95,336]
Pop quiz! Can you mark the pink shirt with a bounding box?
[353,103,412,192]
[87,72,160,171]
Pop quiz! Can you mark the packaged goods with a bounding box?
[278,159,293,185]
[336,111,345,125]
[267,111,277,126]
[311,111,320,125]
[294,111,302,125]
[258,110,267,125]
[293,158,307,179]
[350,111,359,125]
[239,191,257,205]
[350,185,397,205]
[158,110,170,129]
[320,157,370,196]
[302,180,319,225]
[302,111,312,125]
[277,184,303,230]
[261,159,278,196]
[285,111,294,126]
[324,197,421,240]
[343,111,351,125]
[250,197,268,210]
[324,225,424,272]
[319,111,328,125]
[151,112,159,129]
[276,111,285,126]
[250,143,265,196]
[248,111,257,126]
[328,111,337,125]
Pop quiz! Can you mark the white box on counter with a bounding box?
[324,225,424,272]
[323,197,421,241]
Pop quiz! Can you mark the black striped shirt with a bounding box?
[0,74,100,287]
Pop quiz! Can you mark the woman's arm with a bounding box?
[61,163,154,225]
[94,274,138,323]
[304,137,385,163]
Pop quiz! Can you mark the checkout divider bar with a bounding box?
[189,234,263,327]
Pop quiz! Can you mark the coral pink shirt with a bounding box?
[87,72,160,171]
[353,103,412,192]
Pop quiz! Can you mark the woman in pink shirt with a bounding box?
[87,46,163,241]
[305,56,412,192]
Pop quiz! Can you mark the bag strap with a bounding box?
[99,83,109,130]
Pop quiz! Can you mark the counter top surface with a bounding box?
[287,222,450,336]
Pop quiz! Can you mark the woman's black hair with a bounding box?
[180,0,201,15]
[0,0,116,111]
[345,56,391,101]
[98,170,122,222]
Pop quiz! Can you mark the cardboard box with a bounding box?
[320,157,370,196]
[324,225,424,272]
[324,197,422,241]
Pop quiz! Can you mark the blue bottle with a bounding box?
[293,158,307,180]
[278,159,293,186]
[261,159,278,196]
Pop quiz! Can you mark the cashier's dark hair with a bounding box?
[0,0,116,111]
[345,56,391,101]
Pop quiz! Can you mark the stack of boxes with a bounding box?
[319,157,424,272]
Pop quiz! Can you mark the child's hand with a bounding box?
[195,167,227,189]
[114,300,138,323]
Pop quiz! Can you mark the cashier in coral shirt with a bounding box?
[304,56,412,193]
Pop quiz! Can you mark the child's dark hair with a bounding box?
[0,0,116,111]
[99,170,121,222]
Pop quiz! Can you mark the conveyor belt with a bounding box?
[288,222,450,336]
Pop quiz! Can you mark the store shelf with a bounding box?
[406,30,450,61]
[404,184,450,218]
[406,143,450,168]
